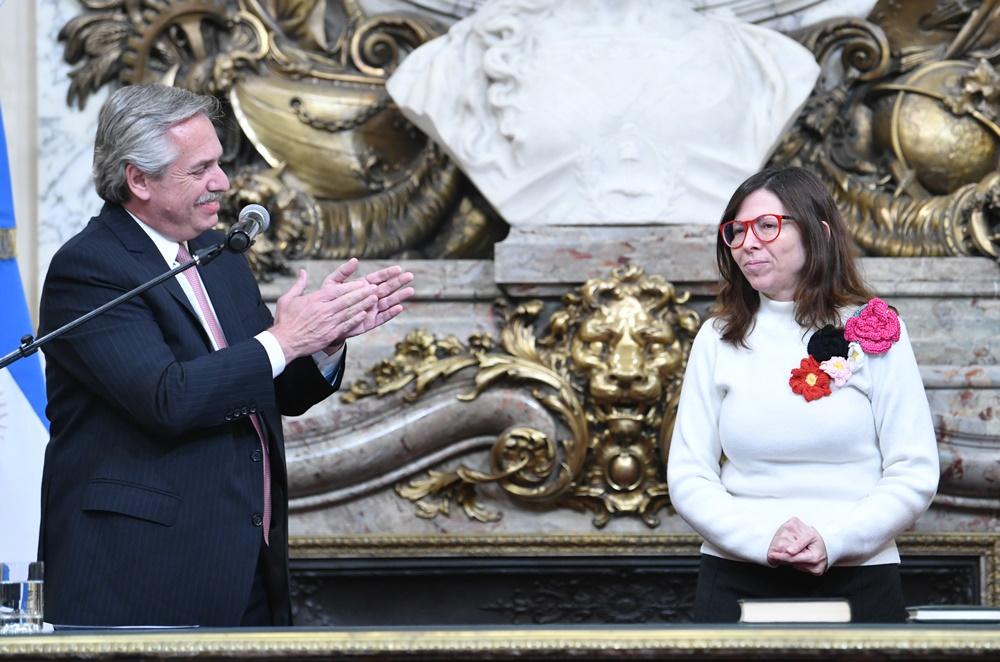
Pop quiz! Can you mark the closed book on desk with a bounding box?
[738,598,851,623]
[906,605,1000,623]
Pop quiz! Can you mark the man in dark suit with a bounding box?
[37,84,413,627]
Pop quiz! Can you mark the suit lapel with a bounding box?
[99,203,209,347]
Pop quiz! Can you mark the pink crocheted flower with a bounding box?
[819,356,852,387]
[844,298,900,355]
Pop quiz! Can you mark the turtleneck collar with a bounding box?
[758,294,795,316]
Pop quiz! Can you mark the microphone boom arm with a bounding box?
[0,242,225,370]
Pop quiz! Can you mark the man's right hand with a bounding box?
[269,268,377,362]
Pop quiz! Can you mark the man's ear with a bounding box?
[821,221,832,239]
[124,163,152,202]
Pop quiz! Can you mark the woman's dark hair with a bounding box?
[714,166,873,346]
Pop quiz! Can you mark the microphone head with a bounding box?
[238,204,271,232]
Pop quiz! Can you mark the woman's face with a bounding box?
[729,188,806,301]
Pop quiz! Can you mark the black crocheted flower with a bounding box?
[807,324,849,362]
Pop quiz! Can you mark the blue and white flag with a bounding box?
[0,102,48,562]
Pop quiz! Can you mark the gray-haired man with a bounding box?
[38,84,412,626]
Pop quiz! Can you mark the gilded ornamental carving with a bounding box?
[775,0,1000,257]
[345,266,701,527]
[61,2,1000,259]
[59,0,505,275]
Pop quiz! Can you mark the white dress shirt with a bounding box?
[127,211,344,380]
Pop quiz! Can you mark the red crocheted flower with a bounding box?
[844,297,900,355]
[789,356,832,402]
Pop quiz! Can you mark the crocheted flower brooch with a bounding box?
[788,298,900,402]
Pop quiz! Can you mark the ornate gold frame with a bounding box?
[1,535,993,657]
[291,532,1000,604]
[3,626,1000,658]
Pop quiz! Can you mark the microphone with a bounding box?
[226,204,271,253]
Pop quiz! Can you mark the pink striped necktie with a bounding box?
[176,243,272,545]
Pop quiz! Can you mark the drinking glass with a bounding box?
[0,561,43,634]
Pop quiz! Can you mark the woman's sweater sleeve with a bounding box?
[667,323,789,566]
[815,320,940,566]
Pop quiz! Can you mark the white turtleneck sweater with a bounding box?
[667,297,939,568]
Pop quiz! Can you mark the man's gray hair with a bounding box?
[93,84,221,204]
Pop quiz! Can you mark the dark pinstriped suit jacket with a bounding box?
[37,203,340,626]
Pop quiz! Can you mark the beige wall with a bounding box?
[0,0,38,319]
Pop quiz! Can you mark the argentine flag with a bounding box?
[0,102,48,561]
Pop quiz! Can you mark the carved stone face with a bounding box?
[571,291,684,441]
[344,265,699,527]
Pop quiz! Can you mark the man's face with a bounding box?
[143,113,229,241]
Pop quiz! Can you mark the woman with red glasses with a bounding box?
[667,166,939,622]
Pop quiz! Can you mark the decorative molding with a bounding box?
[898,533,1000,605]
[291,533,704,558]
[2,626,1000,658]
[290,532,999,604]
[478,571,696,624]
[774,10,1000,258]
[344,266,700,527]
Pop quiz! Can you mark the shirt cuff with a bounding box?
[313,345,345,383]
[255,331,287,379]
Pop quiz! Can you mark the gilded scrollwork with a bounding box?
[774,2,1000,257]
[60,0,504,273]
[346,266,700,527]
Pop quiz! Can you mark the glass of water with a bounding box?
[0,562,43,635]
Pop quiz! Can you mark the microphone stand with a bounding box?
[0,242,226,370]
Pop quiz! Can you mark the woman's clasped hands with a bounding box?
[767,516,829,575]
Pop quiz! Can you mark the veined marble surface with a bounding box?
[36,0,103,289]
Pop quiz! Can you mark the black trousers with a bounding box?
[693,554,906,623]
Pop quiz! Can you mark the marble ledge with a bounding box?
[259,259,499,302]
[254,230,998,301]
[496,225,720,285]
[494,226,1000,296]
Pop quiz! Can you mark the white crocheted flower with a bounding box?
[846,342,865,371]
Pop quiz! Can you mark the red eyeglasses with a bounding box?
[719,214,795,248]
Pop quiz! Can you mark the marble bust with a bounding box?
[398,0,878,28]
[387,0,822,225]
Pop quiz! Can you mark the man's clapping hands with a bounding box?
[270,258,414,361]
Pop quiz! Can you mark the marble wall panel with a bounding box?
[36,0,104,289]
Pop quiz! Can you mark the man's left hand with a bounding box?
[319,259,414,352]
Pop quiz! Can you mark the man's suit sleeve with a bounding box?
[275,352,342,416]
[40,237,298,439]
